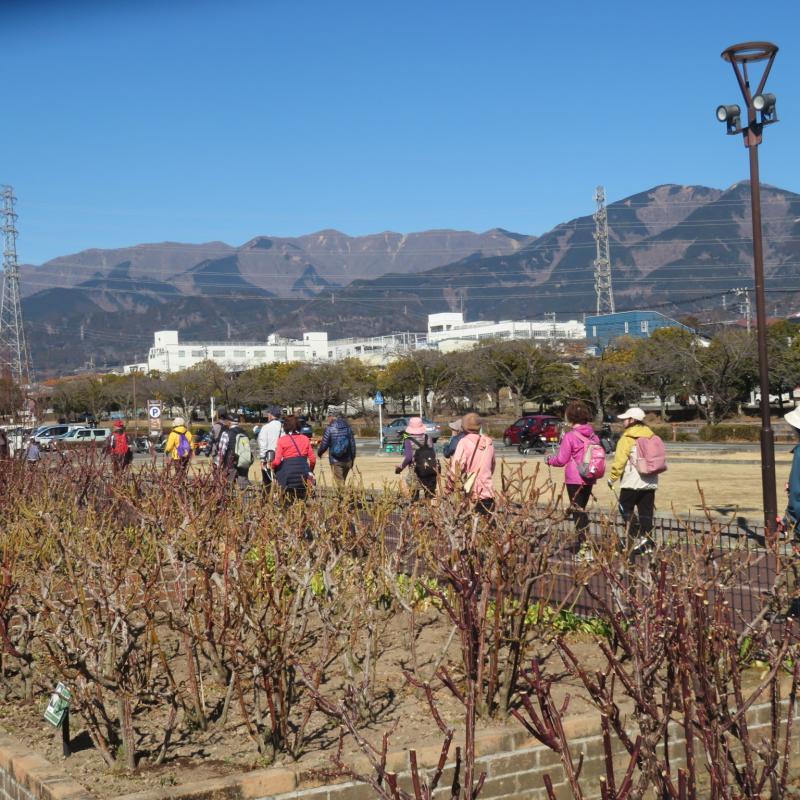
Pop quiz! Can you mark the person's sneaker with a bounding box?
[574,544,594,563]
[630,537,655,557]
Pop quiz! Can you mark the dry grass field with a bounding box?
[304,447,795,523]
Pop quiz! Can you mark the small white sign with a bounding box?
[148,405,162,419]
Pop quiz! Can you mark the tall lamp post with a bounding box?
[716,41,779,533]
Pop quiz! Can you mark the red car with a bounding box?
[502,415,561,447]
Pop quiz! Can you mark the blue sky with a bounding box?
[4,0,798,264]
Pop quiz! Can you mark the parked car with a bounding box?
[32,424,75,450]
[382,416,442,443]
[502,415,561,447]
[193,432,213,456]
[597,423,620,454]
[2,426,26,456]
[62,427,111,445]
[297,417,314,437]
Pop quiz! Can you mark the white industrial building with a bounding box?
[427,312,585,352]
[146,329,427,373]
[144,313,586,374]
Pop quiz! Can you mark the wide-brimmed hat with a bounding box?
[617,407,645,422]
[405,416,426,435]
[113,419,125,429]
[448,419,463,433]
[785,407,800,430]
[462,412,482,432]
[173,417,185,427]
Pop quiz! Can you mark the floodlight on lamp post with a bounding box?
[717,41,779,535]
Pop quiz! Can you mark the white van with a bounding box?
[62,427,111,445]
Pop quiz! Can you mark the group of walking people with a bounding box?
[545,401,665,559]
[206,406,356,501]
[100,406,357,504]
[393,413,497,512]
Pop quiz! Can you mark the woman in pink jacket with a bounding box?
[451,412,496,513]
[545,401,601,550]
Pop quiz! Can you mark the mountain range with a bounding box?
[17,182,800,375]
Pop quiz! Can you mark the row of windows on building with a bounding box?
[590,320,650,337]
[175,349,309,360]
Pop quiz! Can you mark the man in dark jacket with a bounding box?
[217,413,250,487]
[317,413,356,486]
[442,418,466,459]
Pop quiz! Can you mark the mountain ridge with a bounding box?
[18,182,800,374]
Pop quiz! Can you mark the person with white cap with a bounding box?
[257,406,284,492]
[607,407,660,554]
[164,416,193,474]
[783,406,800,530]
[778,406,800,619]
[442,418,466,459]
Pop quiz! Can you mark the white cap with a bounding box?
[785,407,800,430]
[617,407,645,422]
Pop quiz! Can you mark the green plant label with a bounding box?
[43,682,71,728]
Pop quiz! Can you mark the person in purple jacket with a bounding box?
[545,401,601,558]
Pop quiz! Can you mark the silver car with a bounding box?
[381,416,442,443]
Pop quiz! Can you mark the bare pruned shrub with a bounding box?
[523,522,800,799]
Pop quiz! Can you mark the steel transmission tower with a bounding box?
[0,186,33,385]
[593,186,616,314]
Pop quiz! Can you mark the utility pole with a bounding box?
[732,287,752,332]
[593,186,615,315]
[545,312,557,348]
[717,41,780,533]
[132,369,138,435]
[0,186,33,386]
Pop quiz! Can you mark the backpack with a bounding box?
[329,429,352,460]
[112,432,130,457]
[574,432,606,480]
[176,432,191,459]
[413,440,439,480]
[634,434,668,475]
[234,433,253,469]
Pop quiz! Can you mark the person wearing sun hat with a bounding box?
[395,416,438,498]
[608,407,658,554]
[450,413,496,512]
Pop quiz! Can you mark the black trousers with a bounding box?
[566,484,593,539]
[618,488,656,539]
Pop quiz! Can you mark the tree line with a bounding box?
[30,321,800,424]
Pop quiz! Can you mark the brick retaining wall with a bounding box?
[108,697,800,800]
[3,697,799,800]
[0,734,91,800]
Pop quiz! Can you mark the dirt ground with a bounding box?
[308,448,794,523]
[0,614,601,798]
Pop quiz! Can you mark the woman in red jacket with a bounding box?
[271,415,317,501]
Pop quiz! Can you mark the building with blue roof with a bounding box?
[585,310,692,353]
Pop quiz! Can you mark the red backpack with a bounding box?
[111,432,129,456]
